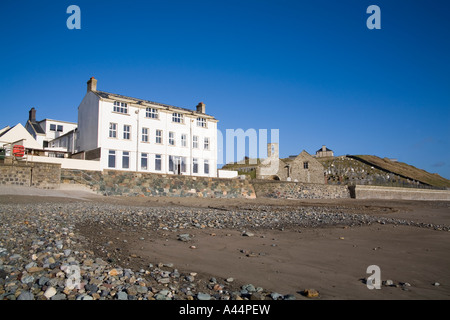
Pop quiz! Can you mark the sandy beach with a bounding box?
[1,186,449,300]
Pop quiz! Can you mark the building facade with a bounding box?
[315,145,334,158]
[257,143,325,184]
[77,77,218,177]
[25,107,78,149]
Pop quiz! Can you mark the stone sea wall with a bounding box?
[0,162,61,189]
[252,180,351,199]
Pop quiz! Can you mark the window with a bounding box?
[193,158,198,174]
[109,123,117,138]
[303,161,309,169]
[141,153,148,170]
[169,132,175,146]
[108,150,116,168]
[181,157,187,173]
[57,125,63,132]
[197,117,206,128]
[155,154,161,171]
[204,137,210,150]
[181,134,187,147]
[155,130,162,144]
[142,127,149,142]
[50,124,56,131]
[122,151,130,169]
[123,125,131,140]
[169,155,174,172]
[145,107,158,119]
[114,101,128,114]
[193,135,198,148]
[172,112,183,123]
[204,159,209,174]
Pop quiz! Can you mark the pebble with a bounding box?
[1,200,447,301]
[197,293,211,300]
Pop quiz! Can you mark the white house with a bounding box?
[77,77,218,177]
[0,123,42,150]
[25,107,77,148]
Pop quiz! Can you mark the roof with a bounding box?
[0,123,42,149]
[316,147,332,153]
[27,120,45,135]
[94,90,216,119]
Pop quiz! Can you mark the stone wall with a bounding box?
[355,185,450,201]
[252,180,351,199]
[0,162,61,189]
[60,169,256,198]
[101,170,256,198]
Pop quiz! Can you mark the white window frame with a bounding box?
[156,130,162,144]
[193,135,198,149]
[141,153,148,170]
[196,117,207,128]
[204,137,210,150]
[204,159,209,174]
[123,125,131,140]
[155,154,162,171]
[113,101,128,114]
[172,112,183,123]
[108,150,116,168]
[142,127,149,142]
[181,134,187,147]
[122,151,130,169]
[169,132,175,146]
[109,123,117,138]
[145,107,158,119]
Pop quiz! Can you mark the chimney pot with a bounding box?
[87,77,97,92]
[196,102,205,114]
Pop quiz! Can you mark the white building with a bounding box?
[25,107,77,149]
[77,77,218,177]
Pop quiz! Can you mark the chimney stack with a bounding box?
[322,145,326,152]
[29,108,36,122]
[87,77,97,92]
[196,102,205,114]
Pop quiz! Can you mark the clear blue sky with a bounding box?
[1,0,449,178]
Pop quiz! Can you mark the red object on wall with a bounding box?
[13,145,25,158]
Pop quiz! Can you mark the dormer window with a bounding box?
[172,112,183,123]
[146,107,158,119]
[196,117,207,128]
[113,101,128,114]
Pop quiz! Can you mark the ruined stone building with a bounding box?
[256,143,325,184]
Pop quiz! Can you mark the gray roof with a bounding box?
[316,147,332,153]
[94,90,215,118]
[28,120,45,134]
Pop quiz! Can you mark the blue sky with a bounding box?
[0,0,449,178]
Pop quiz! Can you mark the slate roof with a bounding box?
[94,90,215,118]
[316,147,332,153]
[28,120,45,134]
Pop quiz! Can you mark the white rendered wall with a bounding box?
[94,99,217,177]
[77,92,100,152]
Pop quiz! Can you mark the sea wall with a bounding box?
[60,168,256,199]
[252,180,351,199]
[0,162,61,189]
[354,185,450,201]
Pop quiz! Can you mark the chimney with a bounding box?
[196,102,205,114]
[29,108,36,122]
[87,77,97,92]
[322,145,326,152]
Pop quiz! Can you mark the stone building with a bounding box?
[256,143,325,184]
[315,145,334,158]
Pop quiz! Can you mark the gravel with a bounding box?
[1,201,448,300]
